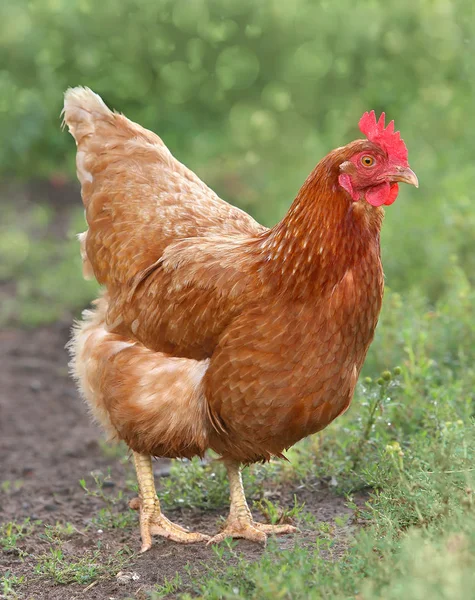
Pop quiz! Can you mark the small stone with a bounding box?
[29,379,42,391]
[44,503,58,512]
[116,571,140,585]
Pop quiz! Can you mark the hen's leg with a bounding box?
[130,452,209,552]
[208,460,297,545]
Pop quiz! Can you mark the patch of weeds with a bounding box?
[362,420,475,531]
[185,536,339,599]
[150,573,183,599]
[160,458,228,510]
[34,545,134,585]
[0,480,24,494]
[79,471,137,529]
[0,571,24,600]
[253,495,305,525]
[40,522,81,543]
[80,470,136,530]
[0,571,25,600]
[0,519,39,554]
[160,457,266,511]
[181,442,475,600]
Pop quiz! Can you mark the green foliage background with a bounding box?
[1,0,474,314]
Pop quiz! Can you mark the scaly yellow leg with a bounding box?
[208,460,297,545]
[129,452,209,552]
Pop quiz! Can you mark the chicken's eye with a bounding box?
[361,155,376,167]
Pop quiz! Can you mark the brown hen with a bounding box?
[63,88,417,551]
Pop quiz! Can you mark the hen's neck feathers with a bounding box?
[257,147,384,296]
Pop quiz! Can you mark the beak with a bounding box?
[390,166,419,188]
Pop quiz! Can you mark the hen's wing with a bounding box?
[63,87,264,286]
[63,88,267,357]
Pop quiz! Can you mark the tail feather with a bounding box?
[63,86,165,190]
[62,86,112,144]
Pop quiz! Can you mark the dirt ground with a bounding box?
[0,320,363,599]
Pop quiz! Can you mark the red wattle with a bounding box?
[365,182,391,207]
[384,183,399,205]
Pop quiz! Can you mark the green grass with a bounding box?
[1,571,24,600]
[79,470,138,530]
[1,518,135,595]
[0,519,39,554]
[33,545,134,586]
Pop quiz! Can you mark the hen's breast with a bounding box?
[206,257,384,463]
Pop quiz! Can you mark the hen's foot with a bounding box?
[131,453,209,552]
[208,517,297,545]
[210,459,297,545]
[129,497,209,552]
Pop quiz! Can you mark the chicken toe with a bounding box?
[208,460,297,545]
[132,453,209,552]
[208,518,267,545]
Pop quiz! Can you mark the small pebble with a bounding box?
[116,571,140,585]
[29,379,42,392]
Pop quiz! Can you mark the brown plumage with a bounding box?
[64,89,418,550]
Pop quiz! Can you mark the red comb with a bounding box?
[359,111,408,166]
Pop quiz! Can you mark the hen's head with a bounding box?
[337,111,418,207]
